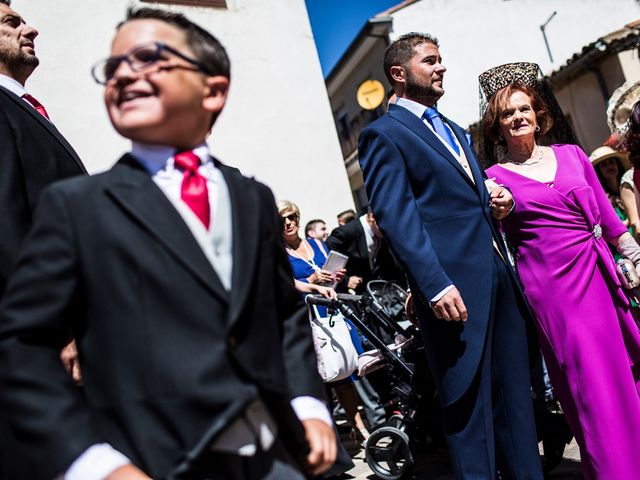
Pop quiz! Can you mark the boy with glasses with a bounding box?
[0,7,334,480]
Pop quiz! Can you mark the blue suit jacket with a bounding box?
[358,103,520,406]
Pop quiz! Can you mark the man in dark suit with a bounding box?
[358,33,543,478]
[326,209,405,294]
[0,0,86,294]
[0,3,86,477]
[0,7,334,480]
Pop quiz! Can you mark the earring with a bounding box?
[498,134,504,141]
[535,125,540,132]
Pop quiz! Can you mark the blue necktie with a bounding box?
[424,107,460,155]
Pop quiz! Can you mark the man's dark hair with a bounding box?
[0,1,11,6]
[383,32,439,87]
[337,209,356,224]
[121,7,230,79]
[305,219,325,237]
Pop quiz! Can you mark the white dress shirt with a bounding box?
[65,143,331,480]
[0,73,27,97]
[359,214,378,270]
[0,73,52,122]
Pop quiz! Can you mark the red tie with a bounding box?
[22,93,50,120]
[174,151,210,229]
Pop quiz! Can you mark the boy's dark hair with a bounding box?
[121,7,230,79]
[0,1,11,6]
[305,219,325,236]
[383,32,438,87]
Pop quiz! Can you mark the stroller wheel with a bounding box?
[365,426,413,480]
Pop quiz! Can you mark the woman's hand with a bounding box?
[489,186,514,221]
[307,269,334,284]
[617,232,640,268]
[294,280,336,299]
[305,283,337,300]
[334,268,346,283]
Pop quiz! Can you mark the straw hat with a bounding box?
[607,80,640,136]
[589,145,631,170]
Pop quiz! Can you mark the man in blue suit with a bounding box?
[358,33,543,479]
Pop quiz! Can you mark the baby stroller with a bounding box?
[307,281,442,480]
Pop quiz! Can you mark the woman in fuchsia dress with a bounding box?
[484,83,640,479]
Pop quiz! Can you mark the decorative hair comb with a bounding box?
[478,62,540,100]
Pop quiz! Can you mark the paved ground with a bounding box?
[340,433,582,479]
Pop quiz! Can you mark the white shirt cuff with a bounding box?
[64,443,131,480]
[291,396,332,427]
[430,284,455,304]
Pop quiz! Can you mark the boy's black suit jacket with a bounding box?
[0,154,325,479]
[0,85,86,294]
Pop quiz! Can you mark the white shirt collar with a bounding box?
[0,73,27,98]
[359,214,374,241]
[131,142,211,175]
[395,97,431,120]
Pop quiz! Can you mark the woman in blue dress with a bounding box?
[277,200,371,449]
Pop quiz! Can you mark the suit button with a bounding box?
[227,336,237,349]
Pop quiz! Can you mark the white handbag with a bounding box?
[308,305,358,383]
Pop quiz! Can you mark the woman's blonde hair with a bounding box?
[276,200,300,217]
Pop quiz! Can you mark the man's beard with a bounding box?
[0,45,39,71]
[405,68,443,106]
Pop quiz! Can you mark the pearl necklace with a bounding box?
[286,239,323,271]
[504,145,544,166]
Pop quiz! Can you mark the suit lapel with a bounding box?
[106,155,228,303]
[219,164,260,330]
[389,104,472,186]
[0,86,86,173]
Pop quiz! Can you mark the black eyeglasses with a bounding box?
[91,41,213,85]
[281,213,299,224]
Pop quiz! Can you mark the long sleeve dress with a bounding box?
[486,144,640,480]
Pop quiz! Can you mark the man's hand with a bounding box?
[302,418,336,476]
[489,185,513,221]
[60,340,82,385]
[347,275,363,290]
[432,288,467,321]
[106,465,150,480]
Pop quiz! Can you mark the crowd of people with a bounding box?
[0,1,638,479]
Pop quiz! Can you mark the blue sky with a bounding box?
[305,0,401,77]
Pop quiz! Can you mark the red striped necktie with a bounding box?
[173,150,211,229]
[22,93,50,120]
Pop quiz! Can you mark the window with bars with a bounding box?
[141,0,227,8]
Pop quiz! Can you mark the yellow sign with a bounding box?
[357,79,385,110]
